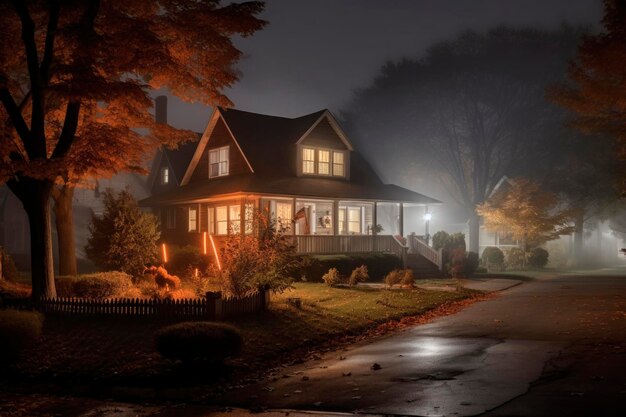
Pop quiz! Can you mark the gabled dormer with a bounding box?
[182,110,254,185]
[295,111,354,180]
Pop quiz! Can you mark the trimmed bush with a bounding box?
[155,322,242,363]
[348,265,369,286]
[527,247,549,268]
[482,247,504,266]
[72,272,138,299]
[506,247,526,269]
[432,231,450,251]
[0,310,43,363]
[322,268,341,287]
[448,250,479,277]
[168,245,212,276]
[299,253,402,282]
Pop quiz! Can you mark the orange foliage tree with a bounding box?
[551,0,626,195]
[476,178,575,252]
[0,1,266,301]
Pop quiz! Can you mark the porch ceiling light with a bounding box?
[423,213,432,221]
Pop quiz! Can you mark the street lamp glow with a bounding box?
[423,213,432,221]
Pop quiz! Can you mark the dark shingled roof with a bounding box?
[142,108,440,206]
[140,173,440,206]
[219,107,325,177]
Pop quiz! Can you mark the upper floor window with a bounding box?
[332,151,344,177]
[188,208,198,232]
[209,146,229,178]
[301,147,347,177]
[303,148,315,174]
[160,167,169,184]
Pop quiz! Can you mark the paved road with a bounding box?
[219,271,626,416]
[2,271,625,417]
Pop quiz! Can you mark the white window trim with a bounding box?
[301,146,347,178]
[188,207,198,232]
[209,145,230,178]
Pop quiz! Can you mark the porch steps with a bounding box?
[406,253,443,278]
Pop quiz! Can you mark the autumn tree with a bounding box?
[342,27,585,252]
[0,1,266,301]
[476,178,575,253]
[551,0,626,196]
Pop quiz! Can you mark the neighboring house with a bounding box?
[478,176,521,255]
[141,107,441,261]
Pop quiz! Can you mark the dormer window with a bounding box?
[161,167,169,184]
[209,146,229,177]
[301,147,346,177]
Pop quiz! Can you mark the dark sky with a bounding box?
[165,0,603,132]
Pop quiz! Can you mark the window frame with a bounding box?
[301,146,347,178]
[160,167,169,184]
[209,145,230,178]
[188,207,198,232]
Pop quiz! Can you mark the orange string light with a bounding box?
[208,234,221,271]
[203,231,207,255]
[161,243,168,263]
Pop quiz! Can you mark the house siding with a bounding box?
[189,118,251,184]
[300,118,349,150]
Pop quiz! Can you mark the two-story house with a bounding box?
[140,107,442,265]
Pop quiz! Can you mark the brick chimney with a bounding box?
[155,95,167,124]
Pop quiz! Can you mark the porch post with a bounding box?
[333,200,339,252]
[372,202,378,252]
[292,198,296,236]
[399,203,404,237]
[240,198,245,236]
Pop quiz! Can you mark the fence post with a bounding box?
[206,291,221,320]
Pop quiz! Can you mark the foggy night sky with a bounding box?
[164,0,603,132]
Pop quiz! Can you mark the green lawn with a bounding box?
[10,283,481,390]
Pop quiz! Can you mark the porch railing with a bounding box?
[294,235,407,260]
[408,233,444,271]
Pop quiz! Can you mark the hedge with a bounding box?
[299,253,402,282]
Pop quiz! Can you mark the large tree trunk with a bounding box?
[52,184,77,276]
[7,177,57,302]
[574,214,584,266]
[467,210,480,253]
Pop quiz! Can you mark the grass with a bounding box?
[7,283,480,392]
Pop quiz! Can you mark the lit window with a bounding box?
[303,147,315,174]
[216,206,228,235]
[166,207,176,229]
[245,203,255,234]
[229,205,241,234]
[276,202,292,233]
[339,206,362,235]
[333,152,344,177]
[209,146,229,177]
[161,167,169,184]
[318,150,330,175]
[188,208,197,232]
[348,207,361,234]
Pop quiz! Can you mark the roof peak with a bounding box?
[218,106,328,120]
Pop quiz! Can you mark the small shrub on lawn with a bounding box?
[400,269,415,287]
[506,247,526,269]
[385,269,403,287]
[527,247,549,268]
[348,265,369,286]
[0,309,43,363]
[322,268,341,286]
[299,253,402,282]
[155,322,242,364]
[72,272,139,299]
[482,247,504,266]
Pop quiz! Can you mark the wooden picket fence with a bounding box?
[38,289,269,321]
